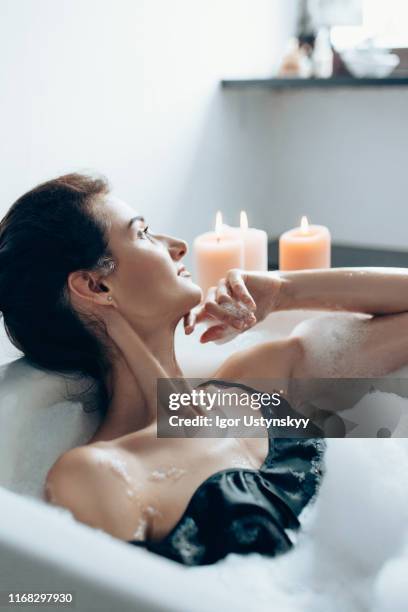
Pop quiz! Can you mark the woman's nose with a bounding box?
[168,237,188,261]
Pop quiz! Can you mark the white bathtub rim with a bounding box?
[0,487,235,612]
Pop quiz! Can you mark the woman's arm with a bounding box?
[277,267,408,316]
[209,267,408,413]
[194,267,408,343]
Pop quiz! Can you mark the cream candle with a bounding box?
[279,216,331,271]
[193,212,244,294]
[223,211,268,271]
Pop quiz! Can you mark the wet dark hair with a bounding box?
[0,173,117,413]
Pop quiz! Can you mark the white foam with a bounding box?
[193,438,408,612]
[132,516,147,541]
[149,466,187,482]
[145,505,160,517]
[94,448,133,485]
[291,312,370,377]
[217,301,254,322]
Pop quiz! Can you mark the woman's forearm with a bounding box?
[276,267,408,315]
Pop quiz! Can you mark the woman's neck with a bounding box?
[100,323,183,440]
[137,324,183,378]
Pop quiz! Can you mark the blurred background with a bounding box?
[1,0,408,263]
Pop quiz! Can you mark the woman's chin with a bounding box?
[178,277,202,306]
[188,280,203,304]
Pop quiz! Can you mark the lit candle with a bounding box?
[193,212,244,294]
[223,211,268,271]
[279,216,331,271]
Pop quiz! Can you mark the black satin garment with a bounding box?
[129,390,326,566]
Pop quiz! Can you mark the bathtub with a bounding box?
[1,310,408,612]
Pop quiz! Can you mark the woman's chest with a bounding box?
[117,435,268,540]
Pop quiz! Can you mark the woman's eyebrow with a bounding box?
[127,215,145,229]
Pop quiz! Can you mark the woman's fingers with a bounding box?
[185,275,258,338]
[200,312,258,343]
[185,286,220,335]
[183,311,195,335]
[226,269,256,310]
[184,311,197,335]
[204,300,248,330]
[184,302,214,335]
[215,279,233,304]
[200,323,229,344]
[202,283,246,329]
[184,309,209,335]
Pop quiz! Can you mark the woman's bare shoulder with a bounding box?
[45,445,113,506]
[44,443,147,540]
[45,444,106,490]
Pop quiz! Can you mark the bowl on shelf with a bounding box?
[340,48,400,78]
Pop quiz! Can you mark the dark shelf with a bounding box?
[268,239,408,270]
[222,76,408,90]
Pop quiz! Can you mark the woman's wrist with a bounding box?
[265,270,319,312]
[262,271,291,313]
[266,269,334,312]
[273,272,297,311]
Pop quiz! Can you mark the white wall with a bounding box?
[221,85,408,250]
[0,0,296,258]
[1,0,406,257]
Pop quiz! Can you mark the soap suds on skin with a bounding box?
[211,300,256,344]
[132,516,147,540]
[94,448,144,503]
[146,505,160,517]
[93,449,165,539]
[131,506,161,541]
[219,302,254,322]
[149,466,187,482]
[94,448,133,484]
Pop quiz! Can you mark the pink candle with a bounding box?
[279,216,331,271]
[193,212,244,294]
[223,211,268,271]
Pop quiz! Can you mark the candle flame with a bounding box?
[240,210,248,230]
[300,215,309,234]
[215,211,223,238]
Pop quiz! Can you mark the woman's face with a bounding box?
[101,196,202,326]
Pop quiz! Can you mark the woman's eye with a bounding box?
[136,226,153,241]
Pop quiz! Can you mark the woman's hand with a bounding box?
[184,269,283,343]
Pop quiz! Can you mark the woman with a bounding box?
[2,173,408,566]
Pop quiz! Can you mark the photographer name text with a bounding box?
[168,415,310,429]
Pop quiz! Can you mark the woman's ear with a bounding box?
[67,270,112,306]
